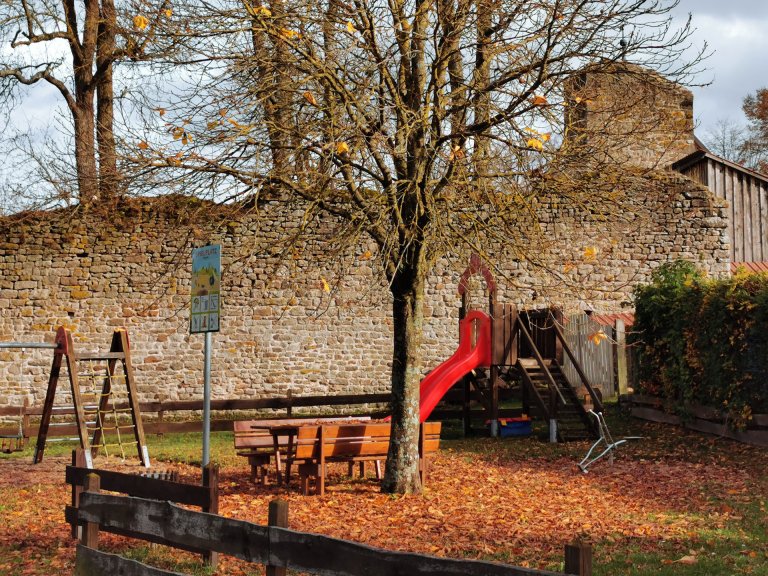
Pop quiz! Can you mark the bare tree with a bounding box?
[0,0,180,203]
[128,0,704,493]
[742,88,768,173]
[703,118,746,162]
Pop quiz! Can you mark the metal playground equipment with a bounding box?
[577,410,642,473]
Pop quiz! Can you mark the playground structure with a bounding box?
[0,327,150,468]
[418,254,604,441]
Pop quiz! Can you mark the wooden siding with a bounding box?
[675,153,768,262]
[562,314,615,399]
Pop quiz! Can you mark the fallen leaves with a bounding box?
[2,420,768,576]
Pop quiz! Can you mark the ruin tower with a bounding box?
[564,63,697,169]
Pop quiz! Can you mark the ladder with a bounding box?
[33,327,150,468]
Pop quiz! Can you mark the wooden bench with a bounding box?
[234,417,370,484]
[296,421,441,496]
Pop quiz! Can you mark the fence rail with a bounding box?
[73,486,592,576]
[0,392,527,439]
[630,394,768,447]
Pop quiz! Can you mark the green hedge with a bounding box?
[631,261,768,426]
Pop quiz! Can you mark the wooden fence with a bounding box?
[73,483,593,576]
[66,450,220,566]
[561,315,614,399]
[630,394,768,448]
[0,393,391,439]
[0,391,523,441]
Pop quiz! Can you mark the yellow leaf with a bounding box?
[172,127,184,140]
[448,145,464,161]
[335,142,349,155]
[156,107,166,117]
[531,94,548,106]
[563,261,575,273]
[583,245,598,261]
[320,277,330,293]
[360,250,372,260]
[138,141,149,150]
[526,138,544,152]
[589,330,607,346]
[163,8,172,17]
[181,132,192,145]
[574,96,583,104]
[303,91,317,106]
[279,28,300,40]
[674,555,698,565]
[541,132,551,142]
[207,120,219,130]
[133,14,149,30]
[219,108,228,117]
[346,21,356,34]
[247,4,271,17]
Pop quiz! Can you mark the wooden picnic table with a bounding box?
[249,416,371,485]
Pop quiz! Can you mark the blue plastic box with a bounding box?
[499,418,532,437]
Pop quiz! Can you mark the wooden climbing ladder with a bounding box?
[33,327,150,469]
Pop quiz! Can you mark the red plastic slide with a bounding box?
[419,310,492,422]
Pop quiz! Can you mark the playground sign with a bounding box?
[190,244,221,334]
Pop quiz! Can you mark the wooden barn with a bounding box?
[673,149,768,264]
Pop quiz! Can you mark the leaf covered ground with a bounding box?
[1,414,767,575]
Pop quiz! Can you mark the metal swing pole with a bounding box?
[0,342,58,349]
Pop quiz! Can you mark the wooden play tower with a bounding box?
[457,255,603,441]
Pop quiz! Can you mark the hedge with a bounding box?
[630,261,768,427]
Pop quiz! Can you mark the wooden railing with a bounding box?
[66,451,219,566]
[0,391,527,441]
[72,486,593,576]
[516,319,567,411]
[0,393,391,439]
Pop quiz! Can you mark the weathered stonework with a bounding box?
[566,63,696,169]
[0,172,729,409]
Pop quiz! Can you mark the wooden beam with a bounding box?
[77,493,566,576]
[75,545,186,576]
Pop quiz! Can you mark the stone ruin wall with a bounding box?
[0,172,729,409]
[566,64,697,170]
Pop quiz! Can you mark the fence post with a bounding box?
[80,473,101,550]
[21,398,30,445]
[203,463,220,568]
[615,319,628,395]
[267,499,289,576]
[564,541,592,576]
[70,449,88,539]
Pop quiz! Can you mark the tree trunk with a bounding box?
[96,0,119,201]
[382,263,425,494]
[72,100,99,203]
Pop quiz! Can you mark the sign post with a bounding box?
[191,244,221,467]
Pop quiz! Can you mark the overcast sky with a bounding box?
[672,0,768,138]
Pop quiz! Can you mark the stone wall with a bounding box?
[566,63,696,169]
[0,172,729,409]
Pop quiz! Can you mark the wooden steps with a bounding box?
[517,358,596,442]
